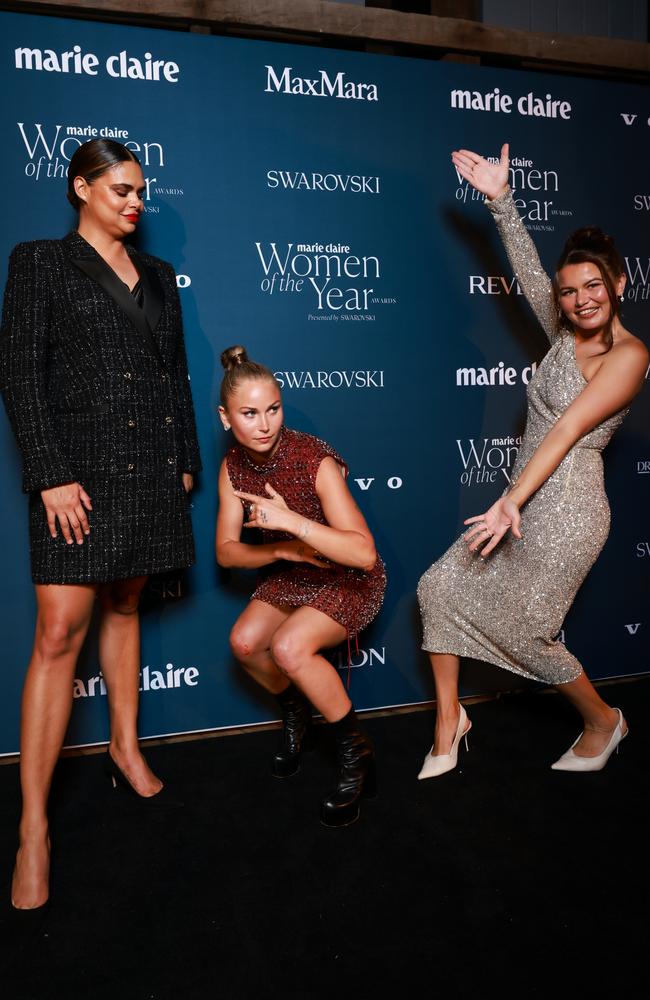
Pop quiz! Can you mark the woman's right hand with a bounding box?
[274,539,330,568]
[452,142,510,200]
[41,482,92,544]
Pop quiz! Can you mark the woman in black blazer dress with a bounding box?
[0,140,201,908]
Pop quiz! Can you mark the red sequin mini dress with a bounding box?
[226,428,386,635]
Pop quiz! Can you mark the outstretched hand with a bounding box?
[452,142,510,201]
[464,495,522,558]
[233,482,292,532]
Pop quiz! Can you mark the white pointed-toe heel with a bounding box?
[551,708,627,772]
[418,704,472,780]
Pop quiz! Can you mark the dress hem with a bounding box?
[420,644,582,687]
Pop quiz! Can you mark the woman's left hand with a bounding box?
[233,483,292,532]
[182,473,194,493]
[464,496,522,557]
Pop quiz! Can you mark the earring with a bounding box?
[224,423,231,431]
[619,294,625,302]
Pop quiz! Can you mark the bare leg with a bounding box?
[13,583,97,909]
[270,607,350,722]
[98,576,161,796]
[556,671,626,756]
[229,599,293,695]
[427,653,468,754]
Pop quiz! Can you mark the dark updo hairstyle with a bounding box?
[220,345,280,406]
[555,226,626,349]
[67,138,141,210]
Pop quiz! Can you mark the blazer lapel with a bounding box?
[134,256,164,335]
[64,233,165,367]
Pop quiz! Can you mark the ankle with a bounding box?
[436,703,460,725]
[18,818,49,843]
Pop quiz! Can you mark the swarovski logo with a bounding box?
[636,543,650,557]
[265,65,378,101]
[621,114,637,124]
[624,624,642,635]
[267,171,380,194]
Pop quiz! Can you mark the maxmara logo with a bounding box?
[265,65,378,101]
[15,44,179,82]
[450,86,571,119]
[73,662,199,699]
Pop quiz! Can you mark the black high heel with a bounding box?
[320,708,376,827]
[104,751,183,808]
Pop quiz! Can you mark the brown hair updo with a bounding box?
[555,227,626,348]
[67,138,141,210]
[220,345,279,406]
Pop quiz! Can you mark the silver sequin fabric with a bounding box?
[417,190,628,684]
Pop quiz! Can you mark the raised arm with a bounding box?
[452,143,559,344]
[234,457,377,572]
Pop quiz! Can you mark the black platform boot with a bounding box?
[320,708,376,827]
[272,684,313,778]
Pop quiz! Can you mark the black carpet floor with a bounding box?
[0,678,648,1000]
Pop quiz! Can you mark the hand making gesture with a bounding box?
[452,141,510,200]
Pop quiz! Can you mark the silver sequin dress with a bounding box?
[417,190,628,684]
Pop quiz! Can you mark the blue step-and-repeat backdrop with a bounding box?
[0,11,648,754]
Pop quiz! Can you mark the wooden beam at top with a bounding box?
[2,0,649,75]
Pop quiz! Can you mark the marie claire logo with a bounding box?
[454,155,561,225]
[15,45,179,82]
[265,65,378,101]
[334,646,386,671]
[450,86,570,119]
[256,241,383,319]
[624,256,650,303]
[17,123,170,202]
[267,170,380,194]
[457,436,520,487]
[73,662,199,698]
[275,370,384,389]
[456,361,538,388]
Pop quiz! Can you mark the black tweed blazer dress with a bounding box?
[0,232,202,584]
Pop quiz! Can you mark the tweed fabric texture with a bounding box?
[0,233,201,583]
[418,190,628,684]
[226,428,386,634]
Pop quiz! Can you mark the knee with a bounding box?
[99,577,144,616]
[229,624,256,663]
[35,618,79,661]
[270,632,304,678]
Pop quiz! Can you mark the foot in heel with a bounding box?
[418,704,471,780]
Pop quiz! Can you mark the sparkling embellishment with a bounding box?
[227,427,386,634]
[417,189,629,685]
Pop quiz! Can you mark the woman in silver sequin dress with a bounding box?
[417,144,648,778]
